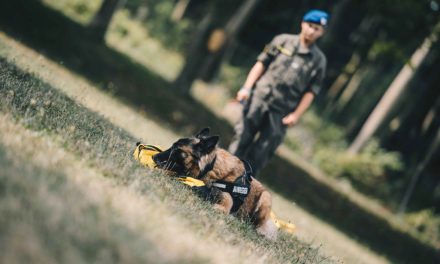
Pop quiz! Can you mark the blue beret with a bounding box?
[303,10,329,26]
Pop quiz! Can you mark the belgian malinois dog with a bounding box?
[153,128,277,240]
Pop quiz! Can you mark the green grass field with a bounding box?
[1,1,438,262]
[0,49,333,263]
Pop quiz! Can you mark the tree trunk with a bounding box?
[172,5,216,95]
[171,0,191,22]
[320,15,378,110]
[325,52,361,101]
[347,21,440,154]
[322,52,362,119]
[199,0,263,81]
[333,66,367,115]
[173,0,261,94]
[398,115,440,215]
[89,0,126,41]
[320,0,352,50]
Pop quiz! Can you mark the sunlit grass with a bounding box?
[42,0,183,81]
[106,9,183,81]
[0,56,333,263]
[0,143,175,264]
[41,0,102,24]
[9,0,439,252]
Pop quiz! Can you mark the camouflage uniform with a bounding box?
[228,34,326,175]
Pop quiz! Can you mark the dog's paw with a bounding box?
[257,219,278,240]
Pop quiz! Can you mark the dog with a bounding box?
[153,128,277,240]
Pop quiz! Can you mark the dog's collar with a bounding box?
[198,155,217,179]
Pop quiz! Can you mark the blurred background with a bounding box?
[0,0,439,263]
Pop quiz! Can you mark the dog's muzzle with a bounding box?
[152,152,168,168]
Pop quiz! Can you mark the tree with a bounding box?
[398,109,440,215]
[347,21,440,154]
[321,14,380,118]
[171,0,192,22]
[173,0,262,95]
[172,1,217,95]
[89,0,126,41]
[199,0,263,81]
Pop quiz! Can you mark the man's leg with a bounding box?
[228,98,267,159]
[245,111,286,175]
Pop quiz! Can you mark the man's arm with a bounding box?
[236,61,266,101]
[282,91,315,126]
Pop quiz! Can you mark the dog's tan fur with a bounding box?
[157,132,277,240]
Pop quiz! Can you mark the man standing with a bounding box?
[228,9,329,175]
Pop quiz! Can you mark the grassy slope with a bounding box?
[0,56,331,263]
[0,1,436,262]
[0,115,188,264]
[0,33,395,264]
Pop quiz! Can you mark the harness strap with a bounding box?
[212,180,249,213]
[198,155,217,179]
[212,181,250,196]
[193,156,254,214]
[241,159,253,181]
[211,161,253,213]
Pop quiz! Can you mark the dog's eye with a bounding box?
[180,152,188,158]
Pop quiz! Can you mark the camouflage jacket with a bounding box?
[253,34,326,114]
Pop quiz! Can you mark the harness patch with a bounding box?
[212,182,226,189]
[210,160,253,213]
[233,186,248,195]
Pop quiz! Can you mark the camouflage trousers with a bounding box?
[228,96,287,176]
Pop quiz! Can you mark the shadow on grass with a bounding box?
[0,1,439,263]
[260,156,440,264]
[0,144,176,264]
[0,0,233,142]
[0,59,333,264]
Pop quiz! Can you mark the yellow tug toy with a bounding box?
[133,143,296,234]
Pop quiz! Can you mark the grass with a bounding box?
[40,0,102,25]
[0,56,333,263]
[0,0,234,142]
[1,1,438,262]
[106,9,183,81]
[0,142,176,264]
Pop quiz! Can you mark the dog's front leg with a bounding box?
[199,172,216,188]
[213,192,233,214]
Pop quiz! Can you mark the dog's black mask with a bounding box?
[152,128,218,175]
[152,138,193,175]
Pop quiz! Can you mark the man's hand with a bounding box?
[236,87,251,102]
[282,112,300,126]
[282,92,315,126]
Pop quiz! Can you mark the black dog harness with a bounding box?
[213,160,253,213]
[197,157,253,214]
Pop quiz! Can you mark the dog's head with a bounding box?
[152,128,219,176]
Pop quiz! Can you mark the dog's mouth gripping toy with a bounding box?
[133,142,296,234]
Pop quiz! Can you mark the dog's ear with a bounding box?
[198,135,219,154]
[195,127,210,139]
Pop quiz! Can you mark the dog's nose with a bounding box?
[152,153,165,165]
[152,154,159,163]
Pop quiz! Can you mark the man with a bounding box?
[228,9,329,176]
